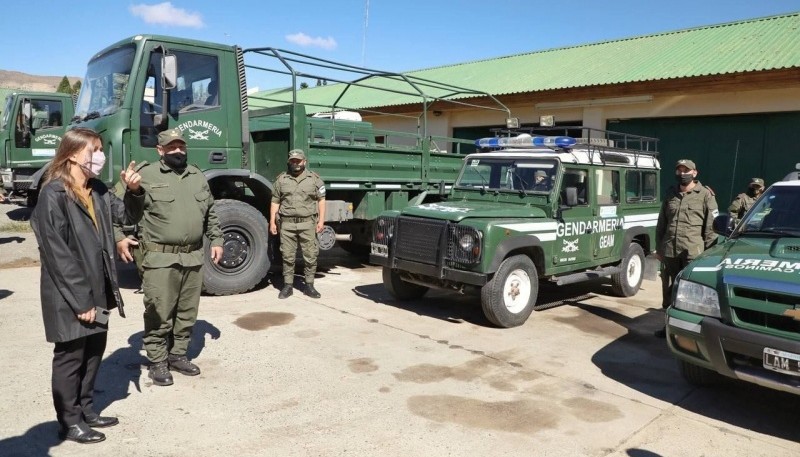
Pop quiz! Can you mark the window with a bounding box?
[560,168,589,206]
[595,169,619,204]
[626,170,657,203]
[32,99,64,129]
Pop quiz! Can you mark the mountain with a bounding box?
[0,70,82,92]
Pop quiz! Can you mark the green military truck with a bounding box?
[1,91,74,205]
[370,129,661,327]
[46,34,508,295]
[666,173,800,396]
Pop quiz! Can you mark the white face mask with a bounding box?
[80,150,106,178]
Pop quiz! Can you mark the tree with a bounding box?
[71,80,82,95]
[299,82,309,89]
[56,76,72,94]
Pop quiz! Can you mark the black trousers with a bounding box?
[52,332,107,428]
[661,254,691,309]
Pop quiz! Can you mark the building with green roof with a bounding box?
[252,12,800,207]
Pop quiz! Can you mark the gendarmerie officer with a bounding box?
[116,128,223,386]
[269,149,326,299]
[654,159,719,338]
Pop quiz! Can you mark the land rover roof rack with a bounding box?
[488,126,659,155]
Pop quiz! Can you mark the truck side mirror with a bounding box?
[712,214,735,237]
[564,186,578,207]
[161,55,177,90]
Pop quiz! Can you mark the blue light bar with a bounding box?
[475,135,577,148]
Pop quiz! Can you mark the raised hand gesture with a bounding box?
[120,161,141,192]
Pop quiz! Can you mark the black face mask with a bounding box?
[747,188,762,197]
[163,152,187,171]
[676,172,694,186]
[289,163,305,174]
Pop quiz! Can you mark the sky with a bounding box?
[2,0,799,91]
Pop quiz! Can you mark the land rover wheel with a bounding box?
[382,267,428,300]
[611,243,645,297]
[202,199,271,296]
[678,359,719,386]
[481,255,538,328]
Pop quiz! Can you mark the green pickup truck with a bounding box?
[667,174,800,395]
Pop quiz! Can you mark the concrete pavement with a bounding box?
[0,247,798,456]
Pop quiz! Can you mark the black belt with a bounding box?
[142,241,202,254]
[281,216,315,223]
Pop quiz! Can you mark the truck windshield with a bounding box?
[74,45,135,122]
[736,185,800,237]
[455,158,558,194]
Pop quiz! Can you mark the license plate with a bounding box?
[763,347,800,377]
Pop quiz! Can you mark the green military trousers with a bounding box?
[279,219,319,287]
[661,255,691,309]
[142,265,203,363]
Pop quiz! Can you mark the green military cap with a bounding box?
[157,128,186,146]
[749,177,765,188]
[675,159,696,170]
[288,149,306,161]
[534,170,547,177]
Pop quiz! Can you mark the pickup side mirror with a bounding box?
[712,214,735,237]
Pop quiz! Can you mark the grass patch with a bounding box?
[0,221,32,232]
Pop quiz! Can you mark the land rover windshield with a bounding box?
[735,185,800,237]
[74,45,135,122]
[455,157,558,194]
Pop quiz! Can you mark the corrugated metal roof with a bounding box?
[250,12,800,111]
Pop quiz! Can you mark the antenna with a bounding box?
[362,0,370,66]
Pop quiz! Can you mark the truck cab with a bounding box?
[1,91,74,203]
[371,129,661,327]
[666,174,800,395]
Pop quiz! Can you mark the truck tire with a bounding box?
[481,255,538,328]
[382,267,428,300]
[678,359,719,386]
[611,242,645,297]
[203,199,271,295]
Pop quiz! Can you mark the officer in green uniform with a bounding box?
[116,128,223,386]
[654,159,719,338]
[270,149,326,299]
[728,177,764,221]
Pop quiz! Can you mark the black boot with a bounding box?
[84,414,119,428]
[304,284,321,298]
[168,354,201,376]
[278,285,293,299]
[148,360,174,386]
[58,422,106,444]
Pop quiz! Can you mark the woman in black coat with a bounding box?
[30,128,143,444]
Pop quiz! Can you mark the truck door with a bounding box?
[8,96,67,190]
[131,44,237,170]
[592,168,623,260]
[554,167,594,267]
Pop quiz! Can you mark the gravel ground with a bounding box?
[0,197,38,268]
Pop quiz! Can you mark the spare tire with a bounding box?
[203,199,271,295]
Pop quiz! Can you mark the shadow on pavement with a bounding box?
[0,289,13,300]
[0,421,62,457]
[0,235,26,245]
[94,320,220,415]
[6,206,33,221]
[588,302,800,443]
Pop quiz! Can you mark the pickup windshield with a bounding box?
[736,185,800,237]
[74,45,135,122]
[455,158,558,194]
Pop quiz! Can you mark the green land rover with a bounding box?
[666,174,800,395]
[370,128,661,328]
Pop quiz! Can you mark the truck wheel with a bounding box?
[382,267,428,300]
[481,255,538,328]
[203,199,271,296]
[611,243,645,297]
[678,359,719,386]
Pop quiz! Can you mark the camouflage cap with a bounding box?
[288,149,306,161]
[749,177,765,188]
[534,170,547,177]
[157,128,186,146]
[675,159,696,170]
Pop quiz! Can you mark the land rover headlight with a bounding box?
[673,279,721,318]
[459,232,478,250]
